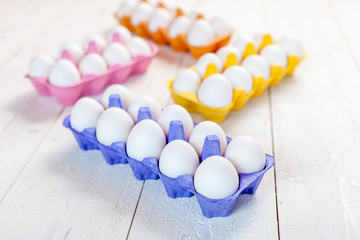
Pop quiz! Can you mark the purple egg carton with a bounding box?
[63,94,274,218]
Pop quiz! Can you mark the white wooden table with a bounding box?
[1,0,359,239]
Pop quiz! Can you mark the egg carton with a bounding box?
[168,33,305,123]
[63,94,274,218]
[26,36,158,106]
[114,2,232,58]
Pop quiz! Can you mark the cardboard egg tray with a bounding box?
[63,94,274,218]
[26,36,158,106]
[168,33,305,123]
[114,2,233,58]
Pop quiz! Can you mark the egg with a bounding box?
[49,59,81,86]
[126,36,152,57]
[167,16,190,39]
[130,2,154,27]
[96,107,134,146]
[101,84,135,110]
[187,19,215,47]
[225,136,266,174]
[211,15,232,36]
[159,140,199,178]
[79,53,107,76]
[253,31,270,47]
[58,42,84,63]
[194,155,239,199]
[195,53,223,78]
[216,46,242,64]
[260,44,287,69]
[103,42,132,66]
[83,34,107,52]
[172,69,201,93]
[242,55,270,79]
[223,66,253,93]
[157,105,194,139]
[127,96,162,122]
[189,10,207,20]
[232,34,256,52]
[116,0,137,18]
[148,8,172,33]
[198,74,233,108]
[107,26,132,43]
[70,97,104,132]
[28,54,55,78]
[277,35,304,58]
[189,121,228,156]
[126,119,166,161]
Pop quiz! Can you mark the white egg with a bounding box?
[96,107,134,146]
[103,42,132,66]
[260,44,287,68]
[198,74,233,108]
[58,42,84,63]
[195,53,223,78]
[168,16,191,39]
[172,69,201,93]
[49,59,81,87]
[101,84,135,110]
[159,140,199,178]
[28,54,55,78]
[79,53,107,76]
[242,55,270,79]
[130,2,154,27]
[194,155,239,199]
[225,136,266,174]
[127,96,162,122]
[253,31,270,47]
[187,19,215,47]
[232,34,256,52]
[211,16,232,36]
[223,66,253,93]
[126,119,166,161]
[126,36,152,57]
[83,34,107,52]
[158,0,176,12]
[116,0,137,18]
[277,35,304,58]
[148,8,172,33]
[107,26,132,43]
[70,97,104,132]
[189,10,207,20]
[189,121,228,156]
[157,105,194,139]
[216,46,242,64]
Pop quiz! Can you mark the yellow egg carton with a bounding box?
[168,33,305,123]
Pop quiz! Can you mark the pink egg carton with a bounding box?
[26,36,158,106]
[63,94,274,218]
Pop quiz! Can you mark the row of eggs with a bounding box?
[28,26,152,87]
[117,0,232,46]
[70,84,266,199]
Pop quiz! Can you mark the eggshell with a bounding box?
[83,34,107,52]
[29,54,55,78]
[159,140,199,178]
[194,155,239,199]
[101,84,135,110]
[107,26,132,43]
[168,16,191,39]
[127,96,162,122]
[242,55,270,79]
[216,46,242,64]
[211,16,232,36]
[223,66,253,93]
[277,35,304,58]
[260,44,287,68]
[172,69,201,93]
[197,73,233,108]
[189,121,228,156]
[225,136,266,174]
[253,31,270,47]
[116,0,137,18]
[148,8,172,33]
[96,107,134,146]
[79,53,107,76]
[49,59,81,87]
[126,36,152,57]
[103,42,132,66]
[157,105,194,139]
[126,119,166,161]
[195,53,223,78]
[58,42,85,63]
[232,34,256,52]
[187,19,215,47]
[70,97,104,132]
[130,2,154,27]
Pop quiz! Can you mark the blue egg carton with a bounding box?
[63,94,274,218]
